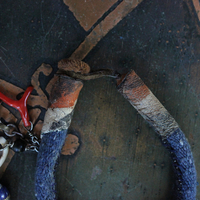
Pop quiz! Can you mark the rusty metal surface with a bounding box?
[0,0,200,199]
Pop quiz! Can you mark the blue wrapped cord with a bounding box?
[162,128,197,200]
[35,130,68,200]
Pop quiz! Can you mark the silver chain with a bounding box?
[22,122,40,152]
[25,129,40,152]
[0,120,40,152]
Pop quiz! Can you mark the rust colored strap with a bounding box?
[0,86,33,127]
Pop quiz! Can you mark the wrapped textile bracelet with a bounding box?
[35,69,197,200]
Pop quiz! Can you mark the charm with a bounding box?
[10,138,26,153]
[0,184,10,200]
[0,137,9,167]
[0,121,40,153]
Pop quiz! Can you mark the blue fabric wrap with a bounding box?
[35,130,68,200]
[34,126,197,200]
[162,128,197,200]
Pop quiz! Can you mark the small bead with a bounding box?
[0,184,10,200]
[11,139,26,153]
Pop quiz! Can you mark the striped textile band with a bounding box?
[117,70,179,138]
[117,70,197,199]
[41,74,83,136]
[35,74,83,200]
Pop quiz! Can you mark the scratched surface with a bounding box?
[0,0,200,199]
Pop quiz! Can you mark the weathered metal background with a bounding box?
[0,0,200,199]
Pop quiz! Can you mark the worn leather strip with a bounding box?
[70,0,144,60]
[57,69,118,80]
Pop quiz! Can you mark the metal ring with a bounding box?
[22,121,33,132]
